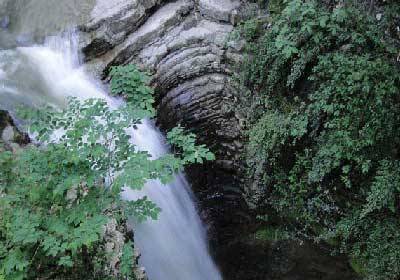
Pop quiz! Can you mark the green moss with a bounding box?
[268,0,286,14]
[255,227,289,242]
[349,257,367,277]
[324,237,339,247]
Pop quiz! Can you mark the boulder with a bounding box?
[0,110,29,151]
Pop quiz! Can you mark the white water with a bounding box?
[0,34,222,280]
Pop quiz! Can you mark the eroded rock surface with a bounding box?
[0,110,29,152]
[102,219,148,280]
[79,1,357,279]
[79,0,256,252]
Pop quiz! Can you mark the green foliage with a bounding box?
[1,65,214,279]
[125,197,160,223]
[120,242,135,279]
[268,0,286,14]
[167,125,216,164]
[110,65,155,115]
[0,144,113,279]
[238,18,267,42]
[254,227,289,242]
[238,0,400,279]
[349,257,367,277]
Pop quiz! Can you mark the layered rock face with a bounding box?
[79,0,255,254]
[79,1,357,279]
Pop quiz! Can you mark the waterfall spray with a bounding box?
[0,32,222,280]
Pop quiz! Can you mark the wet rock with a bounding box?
[0,110,29,151]
[79,2,254,255]
[268,240,359,280]
[1,16,10,29]
[219,234,359,280]
[79,1,357,279]
[79,0,255,196]
[80,0,164,60]
[78,1,256,279]
[15,33,35,46]
[102,218,148,280]
[198,0,241,23]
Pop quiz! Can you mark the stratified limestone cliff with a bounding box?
[78,0,257,252]
[78,2,358,279]
[79,1,253,170]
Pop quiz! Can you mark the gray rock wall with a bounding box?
[79,0,257,253]
[78,2,358,279]
[78,0,255,159]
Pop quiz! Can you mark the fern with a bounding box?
[238,0,400,279]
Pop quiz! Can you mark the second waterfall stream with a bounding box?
[0,33,222,280]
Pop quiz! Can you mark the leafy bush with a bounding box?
[0,66,214,279]
[238,0,400,279]
[0,143,117,279]
[167,125,215,165]
[110,65,155,115]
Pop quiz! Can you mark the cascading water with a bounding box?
[0,23,222,280]
[122,124,221,280]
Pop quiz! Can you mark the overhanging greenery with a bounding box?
[0,65,214,279]
[237,0,400,279]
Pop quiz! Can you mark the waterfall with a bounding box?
[0,33,222,280]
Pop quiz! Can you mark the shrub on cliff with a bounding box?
[238,0,400,279]
[0,66,214,280]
